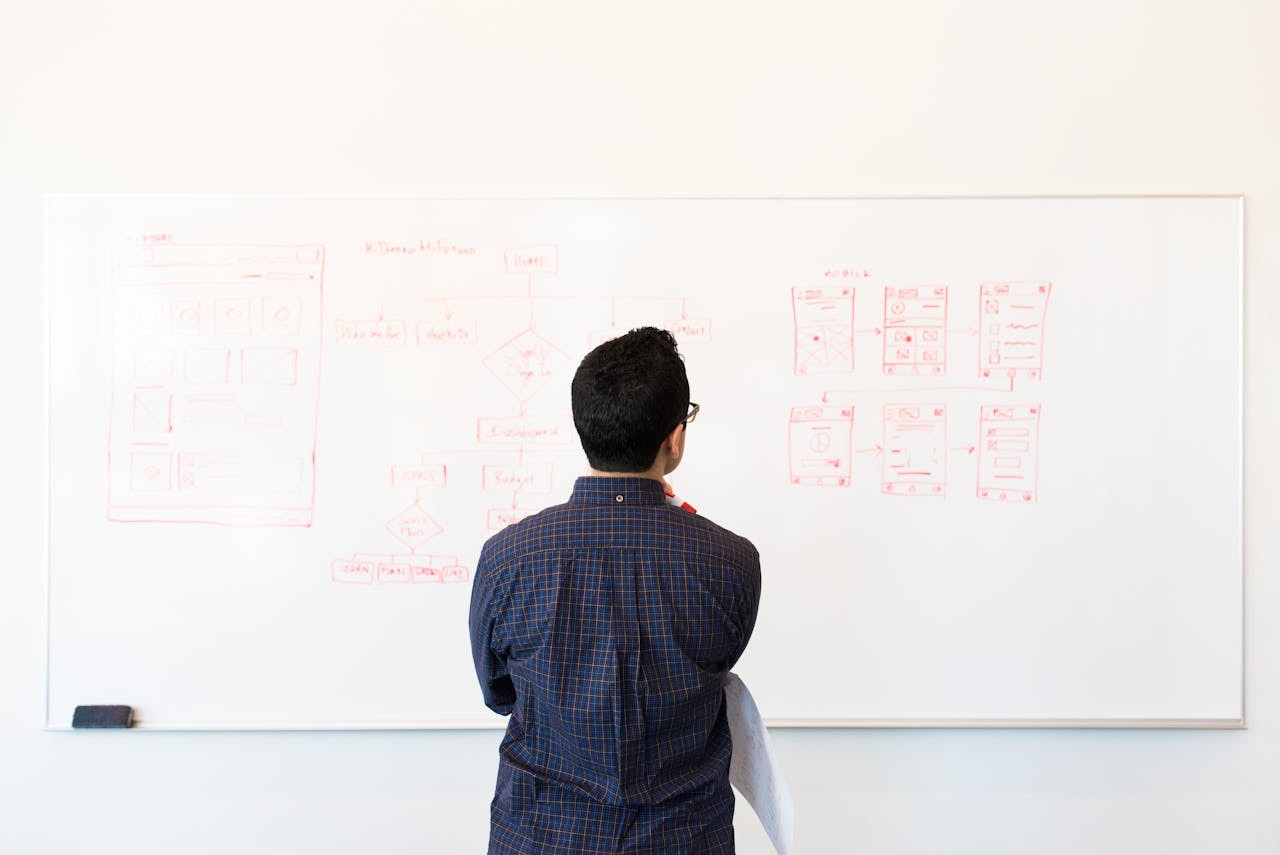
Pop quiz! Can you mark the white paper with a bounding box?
[725,673,795,855]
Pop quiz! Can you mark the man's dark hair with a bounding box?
[571,326,690,472]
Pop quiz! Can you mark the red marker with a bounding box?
[663,481,697,514]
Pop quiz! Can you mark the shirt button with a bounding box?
[615,495,625,503]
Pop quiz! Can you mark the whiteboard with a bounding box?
[45,196,1243,729]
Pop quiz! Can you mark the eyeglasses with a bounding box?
[682,402,700,427]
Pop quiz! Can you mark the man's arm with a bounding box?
[724,544,763,672]
[468,544,516,715]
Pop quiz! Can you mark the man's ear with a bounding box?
[667,424,685,462]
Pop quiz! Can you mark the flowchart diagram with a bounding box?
[328,243,711,587]
[788,283,1050,501]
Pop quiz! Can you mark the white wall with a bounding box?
[2,2,1276,852]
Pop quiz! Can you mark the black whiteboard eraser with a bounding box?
[71,705,134,728]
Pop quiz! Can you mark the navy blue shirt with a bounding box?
[469,476,762,854]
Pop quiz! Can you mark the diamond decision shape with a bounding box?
[483,329,569,401]
[386,502,444,549]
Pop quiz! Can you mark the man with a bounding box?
[469,326,762,854]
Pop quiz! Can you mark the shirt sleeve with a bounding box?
[468,542,516,715]
[724,543,763,672]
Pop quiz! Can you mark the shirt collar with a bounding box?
[570,476,668,507]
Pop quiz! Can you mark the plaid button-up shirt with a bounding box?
[470,476,762,854]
